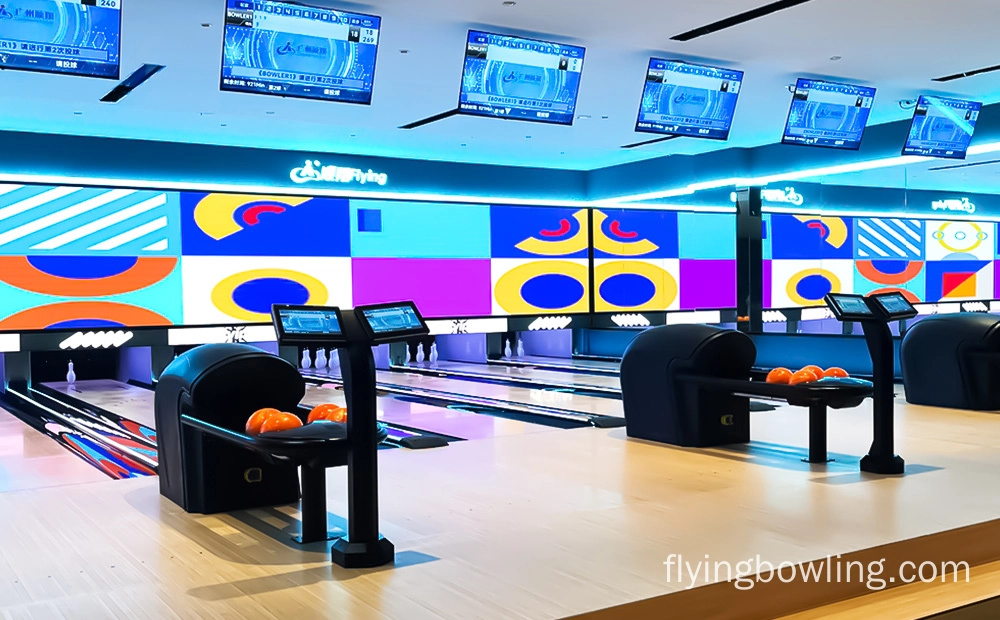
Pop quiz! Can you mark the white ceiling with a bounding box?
[0,0,998,172]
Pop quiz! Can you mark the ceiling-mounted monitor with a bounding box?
[458,30,585,126]
[221,0,381,104]
[781,78,876,150]
[901,95,982,160]
[0,0,122,79]
[635,59,744,140]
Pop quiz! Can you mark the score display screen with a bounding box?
[221,0,380,104]
[362,305,423,334]
[782,79,876,150]
[459,30,585,125]
[278,308,342,335]
[872,293,915,317]
[635,59,743,140]
[902,96,982,159]
[0,0,122,79]
[826,294,875,320]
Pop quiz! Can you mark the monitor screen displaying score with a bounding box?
[0,0,122,79]
[902,95,982,160]
[458,30,585,125]
[278,308,342,336]
[221,0,380,104]
[635,59,743,140]
[782,78,876,150]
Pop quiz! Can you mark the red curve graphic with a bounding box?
[540,219,572,237]
[242,204,287,226]
[609,220,638,239]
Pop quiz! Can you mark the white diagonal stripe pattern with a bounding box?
[0,186,82,222]
[0,189,136,247]
[0,185,24,197]
[31,193,163,250]
[872,219,920,255]
[858,235,890,257]
[857,221,899,257]
[142,239,168,251]
[88,216,168,250]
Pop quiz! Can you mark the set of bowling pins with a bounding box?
[505,338,525,359]
[405,343,439,365]
[300,348,340,371]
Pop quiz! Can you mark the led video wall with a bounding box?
[766,213,999,308]
[0,183,736,330]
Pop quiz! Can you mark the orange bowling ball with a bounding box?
[799,365,824,381]
[790,370,817,385]
[246,408,280,436]
[260,412,304,434]
[824,367,849,378]
[766,368,793,384]
[308,403,346,424]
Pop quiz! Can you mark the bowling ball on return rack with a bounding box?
[308,403,347,424]
[789,370,818,386]
[246,408,281,436]
[259,412,304,434]
[823,367,849,378]
[766,368,793,384]
[799,365,824,381]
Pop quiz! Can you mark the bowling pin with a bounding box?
[315,348,328,369]
[330,349,340,371]
[301,348,312,369]
[504,339,512,358]
[516,338,525,358]
[405,345,412,365]
[416,343,425,364]
[429,342,439,365]
[66,361,76,384]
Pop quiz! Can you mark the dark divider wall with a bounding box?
[31,349,119,384]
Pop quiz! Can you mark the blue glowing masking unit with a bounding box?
[458,30,585,126]
[902,95,982,160]
[635,59,744,140]
[220,0,381,104]
[0,0,122,79]
[782,78,877,150]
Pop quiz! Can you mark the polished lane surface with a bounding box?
[399,360,621,392]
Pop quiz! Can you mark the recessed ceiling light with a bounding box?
[578,114,591,120]
[73,111,83,115]
[200,112,214,116]
[201,23,211,28]
[601,115,609,119]
[830,55,842,61]
[502,1,517,6]
[526,135,532,139]
[220,123,227,127]
[265,111,275,115]
[461,143,467,147]
[350,134,357,138]
[400,49,410,54]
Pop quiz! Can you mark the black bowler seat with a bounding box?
[621,324,756,446]
[155,344,305,514]
[901,314,1000,410]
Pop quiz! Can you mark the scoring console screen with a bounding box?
[782,78,876,150]
[636,59,743,140]
[279,308,342,335]
[362,305,423,334]
[459,30,585,125]
[221,0,380,104]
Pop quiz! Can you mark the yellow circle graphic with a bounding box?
[211,269,329,322]
[494,261,589,315]
[934,222,985,254]
[594,261,677,312]
[786,269,841,306]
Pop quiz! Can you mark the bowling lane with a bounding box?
[400,360,621,392]
[492,356,620,375]
[43,380,157,429]
[374,369,623,418]
[302,384,557,440]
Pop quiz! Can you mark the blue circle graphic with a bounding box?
[232,278,310,314]
[599,274,656,307]
[796,274,833,301]
[47,319,125,330]
[870,260,909,275]
[520,274,585,310]
[27,256,139,279]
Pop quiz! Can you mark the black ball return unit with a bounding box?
[155,301,431,569]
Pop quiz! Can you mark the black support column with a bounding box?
[735,188,764,334]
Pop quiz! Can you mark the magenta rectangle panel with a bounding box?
[352,258,492,318]
[680,260,737,310]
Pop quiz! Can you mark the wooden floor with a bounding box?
[1,396,999,618]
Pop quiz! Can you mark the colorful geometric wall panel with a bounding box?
[926,260,993,302]
[679,260,737,310]
[349,201,490,258]
[770,260,854,308]
[925,221,995,261]
[855,218,923,260]
[180,193,350,257]
[490,206,589,259]
[996,261,1000,299]
[593,259,679,312]
[854,260,925,301]
[592,209,677,258]
[492,259,589,315]
[0,255,182,330]
[0,184,180,256]
[352,259,492,318]
[181,256,352,324]
[770,214,853,259]
[677,213,736,260]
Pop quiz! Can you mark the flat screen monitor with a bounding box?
[458,30,585,125]
[221,0,381,104]
[635,59,743,140]
[870,292,918,320]
[901,95,982,160]
[782,78,876,150]
[0,0,122,79]
[825,293,875,322]
[271,305,346,344]
[355,301,429,343]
